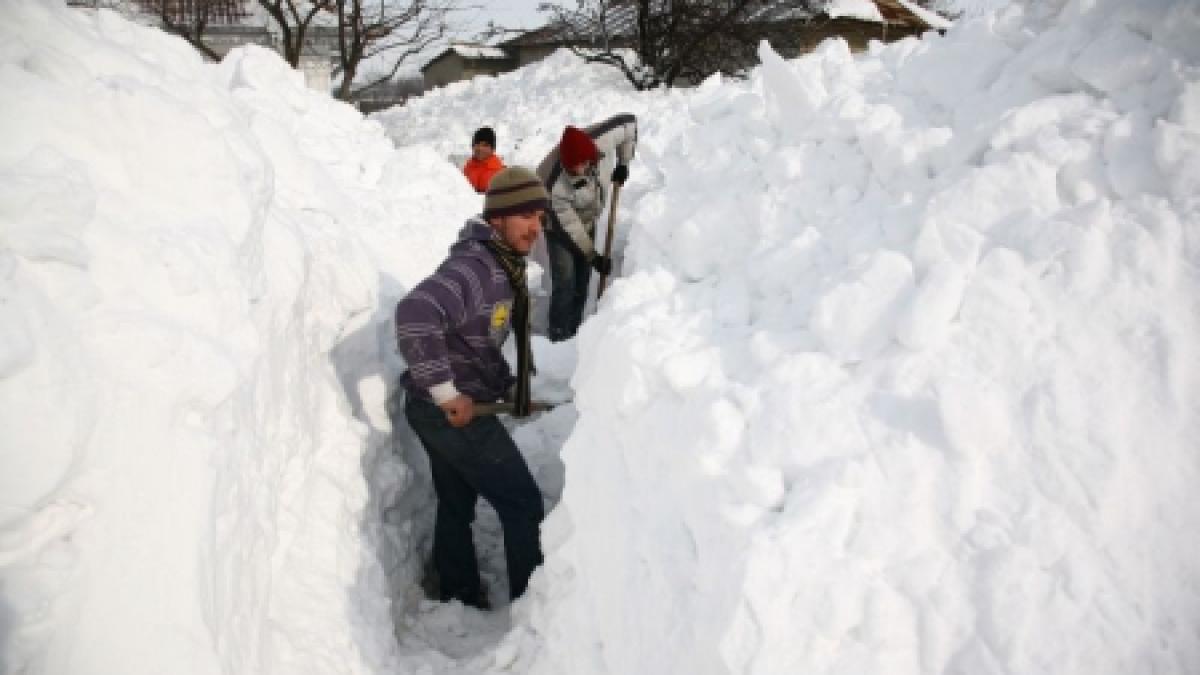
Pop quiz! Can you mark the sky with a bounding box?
[366,0,556,77]
[463,0,553,34]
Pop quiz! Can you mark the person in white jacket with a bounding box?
[535,113,637,342]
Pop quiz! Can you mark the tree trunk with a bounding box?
[335,63,357,100]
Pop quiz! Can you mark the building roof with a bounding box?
[448,44,509,59]
[421,43,513,72]
[482,28,528,47]
[759,1,950,29]
[888,0,953,29]
[824,0,885,23]
[419,1,949,74]
[498,25,558,48]
[534,0,948,46]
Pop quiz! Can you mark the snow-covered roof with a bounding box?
[825,0,952,29]
[421,42,512,71]
[896,0,954,29]
[534,0,948,45]
[500,25,578,48]
[825,0,886,23]
[448,44,508,60]
[483,28,527,48]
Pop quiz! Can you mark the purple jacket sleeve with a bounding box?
[394,262,475,393]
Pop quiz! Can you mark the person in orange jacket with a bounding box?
[463,127,505,193]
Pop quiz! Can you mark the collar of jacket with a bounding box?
[566,162,600,189]
[467,154,503,169]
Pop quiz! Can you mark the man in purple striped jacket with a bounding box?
[395,166,549,609]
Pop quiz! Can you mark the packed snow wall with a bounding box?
[506,2,1200,674]
[3,0,1199,673]
[0,2,477,672]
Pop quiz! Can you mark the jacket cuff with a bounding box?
[429,381,461,405]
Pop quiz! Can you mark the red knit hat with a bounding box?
[559,126,598,168]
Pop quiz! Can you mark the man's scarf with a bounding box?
[484,238,533,417]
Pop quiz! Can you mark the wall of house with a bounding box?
[299,56,332,93]
[423,54,465,89]
[423,56,515,90]
[514,45,558,67]
[205,27,273,59]
[772,17,929,55]
[463,63,513,79]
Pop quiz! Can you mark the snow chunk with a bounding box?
[759,40,828,125]
[924,153,1061,234]
[895,260,968,349]
[0,149,94,267]
[1071,24,1170,97]
[811,251,916,362]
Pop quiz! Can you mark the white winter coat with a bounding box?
[535,114,637,258]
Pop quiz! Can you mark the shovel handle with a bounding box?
[474,400,556,416]
[597,183,621,299]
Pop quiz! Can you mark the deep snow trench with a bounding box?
[374,339,580,672]
[3,1,1200,674]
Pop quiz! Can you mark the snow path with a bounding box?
[384,401,577,673]
[4,0,1200,674]
[371,52,677,670]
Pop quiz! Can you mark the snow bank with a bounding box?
[6,0,1200,673]
[932,0,1012,18]
[0,1,476,672]
[506,2,1199,674]
[375,49,665,169]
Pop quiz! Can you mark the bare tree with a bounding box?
[254,0,456,101]
[255,0,336,67]
[330,0,457,101]
[540,0,806,89]
[130,0,250,60]
[542,0,942,90]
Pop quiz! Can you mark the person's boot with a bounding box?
[442,584,490,610]
[420,561,440,600]
[463,586,491,611]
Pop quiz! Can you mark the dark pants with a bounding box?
[547,230,592,342]
[405,395,544,605]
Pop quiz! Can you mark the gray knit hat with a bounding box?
[483,166,549,220]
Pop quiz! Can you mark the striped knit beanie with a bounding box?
[482,166,550,220]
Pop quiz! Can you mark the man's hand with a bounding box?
[611,164,628,185]
[590,254,613,276]
[440,394,475,428]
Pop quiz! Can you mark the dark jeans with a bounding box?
[405,395,544,604]
[547,230,592,342]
